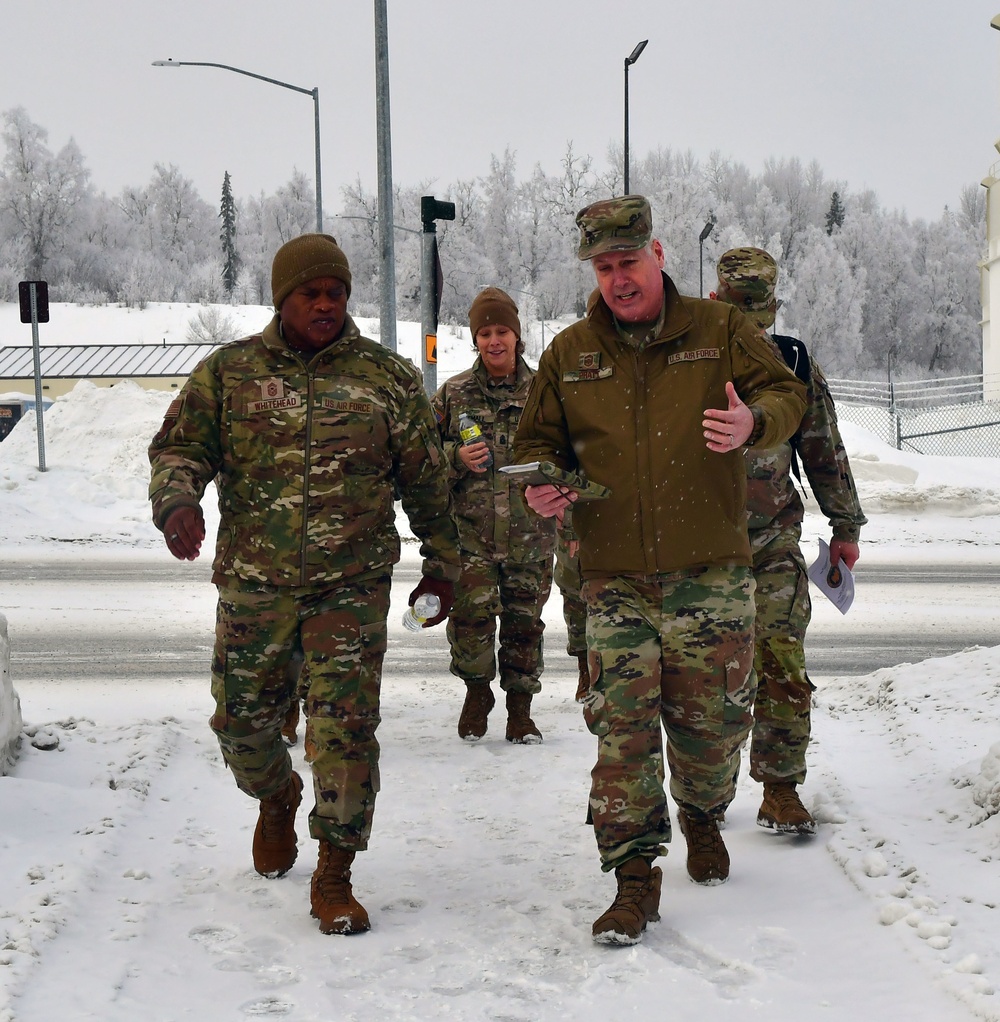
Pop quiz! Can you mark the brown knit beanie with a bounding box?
[271,233,352,310]
[468,287,521,340]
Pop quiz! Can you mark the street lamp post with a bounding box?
[698,218,715,298]
[623,39,648,194]
[374,0,398,352]
[152,59,323,233]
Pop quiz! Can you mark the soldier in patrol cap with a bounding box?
[148,233,461,937]
[514,196,808,944]
[712,246,866,837]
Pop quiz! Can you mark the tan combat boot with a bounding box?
[457,682,495,741]
[677,810,730,885]
[280,699,300,746]
[505,691,542,744]
[574,652,590,703]
[252,771,303,878]
[311,841,371,935]
[592,856,662,945]
[757,782,817,835]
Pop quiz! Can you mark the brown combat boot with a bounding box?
[505,691,542,744]
[757,782,817,835]
[574,652,590,703]
[457,682,495,741]
[311,841,371,935]
[677,810,730,885]
[252,771,303,878]
[592,856,662,945]
[280,700,300,746]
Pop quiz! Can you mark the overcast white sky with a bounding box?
[3,1,1000,222]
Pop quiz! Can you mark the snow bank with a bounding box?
[0,612,22,774]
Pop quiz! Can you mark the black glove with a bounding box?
[408,575,454,627]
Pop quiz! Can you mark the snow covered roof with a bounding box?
[0,342,219,380]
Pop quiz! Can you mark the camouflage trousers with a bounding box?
[554,538,587,657]
[581,566,756,872]
[210,573,390,851]
[750,524,813,785]
[447,552,552,693]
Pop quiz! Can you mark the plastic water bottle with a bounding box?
[459,413,492,468]
[402,593,441,631]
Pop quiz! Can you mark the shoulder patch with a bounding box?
[152,397,183,444]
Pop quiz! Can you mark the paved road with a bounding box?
[1,559,997,681]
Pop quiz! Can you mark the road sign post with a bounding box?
[419,197,456,398]
[18,281,49,472]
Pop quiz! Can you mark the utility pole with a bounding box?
[374,0,397,350]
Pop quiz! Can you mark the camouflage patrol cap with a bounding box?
[575,195,652,260]
[716,247,778,330]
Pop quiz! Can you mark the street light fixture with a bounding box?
[623,39,648,194]
[698,217,715,298]
[152,59,323,233]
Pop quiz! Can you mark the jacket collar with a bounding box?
[262,312,362,360]
[472,353,532,390]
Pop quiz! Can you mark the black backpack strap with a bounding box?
[769,334,810,482]
[771,334,811,385]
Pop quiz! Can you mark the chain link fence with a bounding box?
[827,373,1000,458]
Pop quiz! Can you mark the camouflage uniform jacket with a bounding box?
[432,355,555,563]
[149,313,461,588]
[746,338,867,550]
[513,272,807,579]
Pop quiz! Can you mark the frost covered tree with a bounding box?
[760,157,828,263]
[635,147,715,295]
[905,212,981,375]
[780,226,865,375]
[481,148,522,289]
[833,206,917,375]
[335,178,383,317]
[0,106,91,282]
[116,163,215,301]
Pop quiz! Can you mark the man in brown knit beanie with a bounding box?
[149,232,461,936]
[271,233,352,310]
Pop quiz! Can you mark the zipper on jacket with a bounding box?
[629,347,651,574]
[299,369,315,586]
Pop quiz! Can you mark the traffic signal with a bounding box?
[420,196,456,227]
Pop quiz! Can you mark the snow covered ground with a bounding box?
[1,305,1000,1021]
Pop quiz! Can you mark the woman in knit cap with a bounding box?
[431,287,556,743]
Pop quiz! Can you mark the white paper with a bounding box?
[807,537,855,615]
